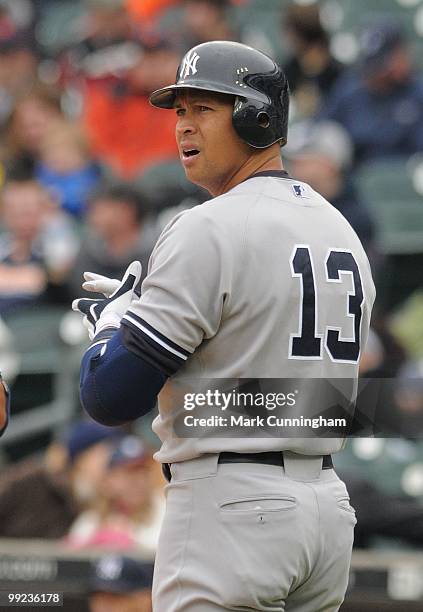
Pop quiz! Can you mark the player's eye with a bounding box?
[198,105,212,112]
[175,108,185,116]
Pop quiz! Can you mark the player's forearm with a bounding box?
[79,327,167,426]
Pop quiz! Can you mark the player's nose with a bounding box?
[176,114,197,137]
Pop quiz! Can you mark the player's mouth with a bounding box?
[181,147,200,166]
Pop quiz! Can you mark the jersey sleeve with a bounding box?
[121,207,232,371]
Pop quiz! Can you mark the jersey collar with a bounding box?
[244,170,291,182]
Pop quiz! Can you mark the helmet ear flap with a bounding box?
[231,68,289,148]
[232,100,281,148]
[257,111,270,128]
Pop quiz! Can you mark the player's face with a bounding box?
[174,90,252,196]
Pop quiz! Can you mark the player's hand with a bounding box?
[82,272,121,298]
[82,270,142,299]
[72,261,142,340]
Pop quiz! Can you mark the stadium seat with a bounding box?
[334,438,423,497]
[355,156,423,255]
[330,0,418,31]
[3,306,67,375]
[2,306,80,445]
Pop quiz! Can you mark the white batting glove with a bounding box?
[72,261,142,340]
[82,271,121,298]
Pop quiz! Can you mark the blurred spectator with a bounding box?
[35,119,101,218]
[355,320,407,438]
[0,178,79,313]
[88,555,152,612]
[82,39,180,178]
[394,359,423,437]
[61,0,138,89]
[67,436,165,553]
[360,318,407,379]
[320,21,423,166]
[124,38,180,101]
[0,438,77,538]
[65,419,124,511]
[126,0,179,28]
[66,183,155,299]
[286,120,375,256]
[375,252,423,318]
[359,328,385,377]
[2,83,63,177]
[0,177,47,313]
[341,330,423,548]
[0,5,38,125]
[282,2,344,118]
[0,419,123,539]
[177,0,237,53]
[81,0,133,47]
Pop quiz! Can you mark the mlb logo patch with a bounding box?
[292,184,309,198]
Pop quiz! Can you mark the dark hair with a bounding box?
[88,183,149,223]
[284,4,329,47]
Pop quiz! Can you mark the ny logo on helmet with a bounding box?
[181,50,200,79]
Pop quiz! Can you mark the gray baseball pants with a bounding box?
[153,452,356,611]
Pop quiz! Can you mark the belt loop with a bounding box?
[170,454,219,481]
[283,452,323,481]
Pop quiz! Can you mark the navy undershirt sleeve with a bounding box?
[120,318,188,376]
[79,327,168,426]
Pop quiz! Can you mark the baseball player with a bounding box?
[73,41,375,611]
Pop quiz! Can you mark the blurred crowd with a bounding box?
[0,0,423,602]
[0,420,161,610]
[0,0,421,318]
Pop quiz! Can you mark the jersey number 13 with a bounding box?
[289,245,364,364]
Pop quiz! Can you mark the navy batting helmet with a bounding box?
[149,40,289,149]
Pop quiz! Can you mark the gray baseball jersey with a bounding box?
[123,171,375,463]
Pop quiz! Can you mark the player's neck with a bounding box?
[212,147,284,197]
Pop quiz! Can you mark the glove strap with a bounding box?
[95,312,122,336]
